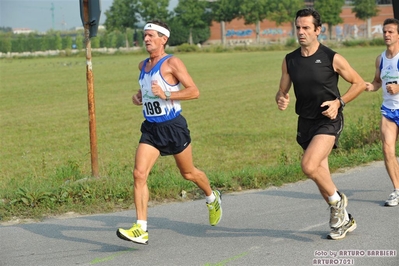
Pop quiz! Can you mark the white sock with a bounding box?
[328,191,341,204]
[137,220,147,232]
[205,192,215,203]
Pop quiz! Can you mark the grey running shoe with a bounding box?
[329,191,348,228]
[385,191,399,207]
[328,214,357,240]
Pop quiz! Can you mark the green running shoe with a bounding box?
[207,190,222,226]
[116,223,148,245]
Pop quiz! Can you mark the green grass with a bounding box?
[0,46,387,221]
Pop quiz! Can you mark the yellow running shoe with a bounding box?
[207,190,222,226]
[116,223,148,245]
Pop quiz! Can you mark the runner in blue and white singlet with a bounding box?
[139,54,182,123]
[379,51,399,110]
[116,20,222,245]
[365,18,399,207]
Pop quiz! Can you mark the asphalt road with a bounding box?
[1,161,398,266]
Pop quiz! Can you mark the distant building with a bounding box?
[12,28,35,34]
[74,25,106,31]
[207,4,394,45]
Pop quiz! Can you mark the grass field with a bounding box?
[0,46,387,220]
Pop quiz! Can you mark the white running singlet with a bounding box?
[380,51,399,109]
[138,54,182,123]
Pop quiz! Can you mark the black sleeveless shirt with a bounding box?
[286,44,341,119]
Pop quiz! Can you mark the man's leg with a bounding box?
[174,144,212,195]
[116,143,159,244]
[133,143,160,221]
[301,134,337,202]
[174,144,222,225]
[381,116,399,206]
[301,134,356,239]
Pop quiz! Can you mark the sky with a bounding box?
[0,0,178,33]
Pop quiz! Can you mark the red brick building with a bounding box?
[206,5,394,45]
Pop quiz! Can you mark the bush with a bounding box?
[369,38,385,46]
[175,43,200,53]
[285,38,297,48]
[339,105,381,151]
[342,39,369,47]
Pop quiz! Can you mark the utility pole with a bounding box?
[80,0,102,178]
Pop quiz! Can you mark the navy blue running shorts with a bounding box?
[139,115,191,156]
[296,112,344,150]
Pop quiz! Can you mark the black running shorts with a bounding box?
[296,112,344,150]
[139,115,191,156]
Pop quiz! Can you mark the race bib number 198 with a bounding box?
[144,101,166,116]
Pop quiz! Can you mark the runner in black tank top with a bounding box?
[275,8,366,240]
[286,44,340,120]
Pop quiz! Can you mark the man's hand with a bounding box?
[276,92,290,111]
[132,90,142,105]
[386,83,398,95]
[321,99,340,119]
[151,80,166,100]
[365,82,375,92]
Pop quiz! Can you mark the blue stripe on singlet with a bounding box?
[379,57,399,71]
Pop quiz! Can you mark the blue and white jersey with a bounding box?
[138,54,182,123]
[380,51,399,109]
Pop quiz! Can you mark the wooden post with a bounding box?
[82,0,99,178]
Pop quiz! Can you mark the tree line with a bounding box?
[104,0,380,45]
[0,0,383,53]
[0,29,140,54]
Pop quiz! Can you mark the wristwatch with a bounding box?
[338,97,345,108]
[165,91,171,101]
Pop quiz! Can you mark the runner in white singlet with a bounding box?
[366,18,399,207]
[116,20,222,245]
[139,54,182,123]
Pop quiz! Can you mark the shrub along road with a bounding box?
[0,161,398,266]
